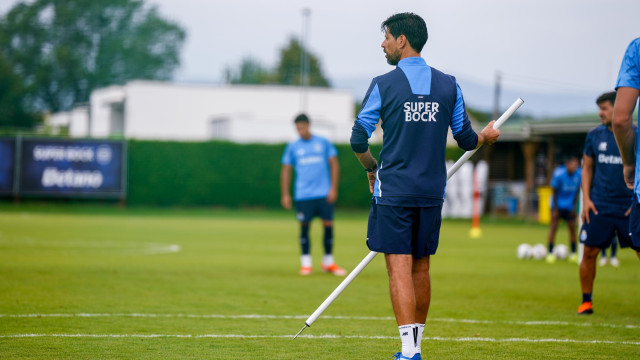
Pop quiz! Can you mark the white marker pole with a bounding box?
[293,98,525,340]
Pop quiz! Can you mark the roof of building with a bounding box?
[491,113,600,141]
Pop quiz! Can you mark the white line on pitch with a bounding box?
[0,238,181,255]
[1,333,640,345]
[1,313,638,329]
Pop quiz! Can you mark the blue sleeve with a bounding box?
[327,140,337,158]
[616,38,640,90]
[350,79,382,153]
[350,122,369,153]
[355,81,382,136]
[583,132,594,158]
[450,84,478,151]
[551,171,560,190]
[281,143,293,165]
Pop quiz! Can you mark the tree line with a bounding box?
[224,37,330,88]
[0,0,186,128]
[0,0,331,130]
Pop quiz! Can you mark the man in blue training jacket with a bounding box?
[350,13,500,360]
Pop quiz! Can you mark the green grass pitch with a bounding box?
[0,204,639,359]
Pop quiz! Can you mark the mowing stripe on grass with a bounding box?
[1,334,640,345]
[1,313,638,329]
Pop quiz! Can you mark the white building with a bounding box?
[46,105,90,137]
[49,81,356,144]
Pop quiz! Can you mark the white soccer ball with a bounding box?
[517,243,533,259]
[553,244,568,260]
[532,244,547,260]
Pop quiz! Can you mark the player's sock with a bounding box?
[300,254,312,268]
[611,242,618,258]
[322,254,334,267]
[323,226,333,255]
[398,325,418,357]
[582,293,592,303]
[300,224,310,255]
[414,323,425,353]
[548,242,555,254]
[570,242,577,254]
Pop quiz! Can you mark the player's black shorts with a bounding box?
[555,209,576,221]
[627,201,640,251]
[295,198,334,222]
[366,201,442,258]
[579,210,631,249]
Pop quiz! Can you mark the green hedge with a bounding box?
[127,140,465,208]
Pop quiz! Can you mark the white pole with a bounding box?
[447,98,524,178]
[293,98,525,339]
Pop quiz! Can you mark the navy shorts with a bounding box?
[555,209,576,221]
[579,211,631,249]
[627,201,640,251]
[295,198,334,222]
[366,201,442,258]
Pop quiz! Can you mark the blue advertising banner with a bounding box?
[0,138,15,194]
[19,138,126,197]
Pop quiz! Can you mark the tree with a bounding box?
[225,37,330,87]
[0,0,186,115]
[274,37,329,87]
[224,57,271,85]
[0,54,39,128]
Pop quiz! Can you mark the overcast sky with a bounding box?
[1,0,639,117]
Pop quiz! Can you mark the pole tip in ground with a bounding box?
[292,324,309,340]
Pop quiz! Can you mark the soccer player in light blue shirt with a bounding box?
[546,156,581,263]
[281,113,346,276]
[612,37,640,258]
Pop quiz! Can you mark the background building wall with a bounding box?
[86,81,355,143]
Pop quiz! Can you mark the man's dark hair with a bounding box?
[564,154,580,163]
[381,13,428,53]
[596,91,616,106]
[294,113,309,123]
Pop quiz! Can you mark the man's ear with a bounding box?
[397,34,407,49]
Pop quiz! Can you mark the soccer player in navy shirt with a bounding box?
[578,91,635,315]
[546,156,581,263]
[281,113,347,276]
[611,38,640,257]
[349,13,499,360]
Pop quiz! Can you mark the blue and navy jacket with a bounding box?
[350,57,478,207]
[584,125,634,216]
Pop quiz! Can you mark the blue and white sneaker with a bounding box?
[391,352,421,360]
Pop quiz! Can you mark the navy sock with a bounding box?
[300,224,310,255]
[611,241,618,257]
[582,293,592,303]
[571,242,577,254]
[323,226,333,255]
[548,242,554,253]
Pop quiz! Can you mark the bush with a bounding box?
[127,140,465,208]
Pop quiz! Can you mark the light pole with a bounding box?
[299,8,311,113]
